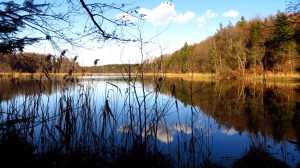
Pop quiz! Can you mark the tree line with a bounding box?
[0,52,140,74]
[151,12,300,78]
[0,52,81,74]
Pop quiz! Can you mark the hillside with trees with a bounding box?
[152,12,300,78]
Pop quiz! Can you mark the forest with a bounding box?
[152,12,300,78]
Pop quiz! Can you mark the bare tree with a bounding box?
[0,0,144,77]
[77,0,141,42]
[0,0,75,53]
[0,0,142,54]
[287,0,300,15]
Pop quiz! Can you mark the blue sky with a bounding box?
[24,0,287,66]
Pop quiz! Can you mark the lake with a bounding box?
[0,75,299,167]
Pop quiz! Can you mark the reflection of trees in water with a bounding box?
[232,145,290,168]
[1,79,44,102]
[161,78,300,142]
[263,88,292,141]
[243,86,263,134]
[0,79,77,102]
[160,79,300,166]
[291,96,300,153]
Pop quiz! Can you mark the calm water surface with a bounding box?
[0,76,299,167]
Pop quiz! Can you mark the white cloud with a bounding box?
[222,10,239,18]
[197,23,204,28]
[137,1,194,25]
[173,11,195,24]
[205,10,219,19]
[138,1,175,25]
[197,10,218,28]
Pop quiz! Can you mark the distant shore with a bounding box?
[0,72,299,82]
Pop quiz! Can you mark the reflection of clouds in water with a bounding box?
[221,128,237,136]
[118,124,137,133]
[117,123,174,143]
[117,123,173,143]
[118,122,208,143]
[156,124,174,143]
[172,123,192,134]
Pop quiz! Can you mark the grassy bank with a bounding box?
[145,72,300,82]
[1,72,300,82]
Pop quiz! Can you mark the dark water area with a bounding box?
[0,76,299,167]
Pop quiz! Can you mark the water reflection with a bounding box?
[161,79,300,141]
[0,76,299,167]
[0,78,73,102]
[159,78,300,166]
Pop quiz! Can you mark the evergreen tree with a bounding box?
[262,12,295,71]
[180,42,190,73]
[273,12,295,69]
[0,1,46,53]
[247,20,263,70]
[273,12,294,45]
[237,16,247,27]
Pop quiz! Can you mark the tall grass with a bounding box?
[0,74,183,166]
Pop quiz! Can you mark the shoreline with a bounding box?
[0,72,299,82]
